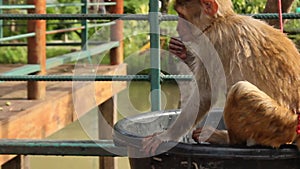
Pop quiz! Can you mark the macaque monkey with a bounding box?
[143,0,300,155]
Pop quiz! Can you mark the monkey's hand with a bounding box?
[142,131,169,155]
[192,127,229,145]
[169,37,187,60]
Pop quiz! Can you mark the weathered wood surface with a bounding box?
[0,64,127,165]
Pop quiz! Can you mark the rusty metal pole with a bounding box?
[106,0,124,65]
[98,1,123,169]
[27,0,46,100]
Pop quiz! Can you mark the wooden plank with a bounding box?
[46,42,119,69]
[0,64,40,76]
[0,64,127,165]
[0,42,119,77]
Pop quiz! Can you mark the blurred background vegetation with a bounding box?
[0,0,299,64]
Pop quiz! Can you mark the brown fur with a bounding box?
[143,0,300,154]
[224,81,298,148]
[175,0,300,148]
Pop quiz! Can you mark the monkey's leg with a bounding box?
[224,81,297,148]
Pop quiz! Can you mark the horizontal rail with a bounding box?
[0,42,82,46]
[0,42,109,46]
[2,21,80,27]
[89,21,116,28]
[0,14,148,20]
[0,4,35,9]
[0,32,35,42]
[0,2,116,9]
[46,2,117,8]
[1,64,40,76]
[46,41,119,69]
[0,13,300,21]
[0,22,115,42]
[87,2,116,6]
[0,75,193,81]
[0,75,149,81]
[1,41,119,76]
[0,139,126,156]
[46,26,84,35]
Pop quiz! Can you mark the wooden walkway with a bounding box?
[0,64,127,165]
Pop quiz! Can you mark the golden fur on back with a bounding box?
[176,0,300,148]
[142,0,300,154]
[208,14,300,111]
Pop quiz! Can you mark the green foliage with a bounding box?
[232,0,267,14]
[0,47,76,64]
[124,0,149,14]
[167,0,177,14]
[0,47,27,64]
[46,0,81,41]
[2,1,27,41]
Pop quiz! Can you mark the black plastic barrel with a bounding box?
[113,109,300,169]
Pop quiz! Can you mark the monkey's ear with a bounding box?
[201,0,218,16]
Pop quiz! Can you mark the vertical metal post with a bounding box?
[149,0,161,111]
[278,0,283,32]
[98,97,117,169]
[0,0,3,41]
[106,0,124,65]
[81,0,88,50]
[27,0,46,100]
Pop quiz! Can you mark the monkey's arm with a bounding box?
[143,38,213,155]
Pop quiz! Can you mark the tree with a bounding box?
[263,0,296,28]
[232,0,267,14]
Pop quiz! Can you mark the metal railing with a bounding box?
[0,0,299,160]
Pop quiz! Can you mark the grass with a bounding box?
[0,46,79,64]
[0,46,113,65]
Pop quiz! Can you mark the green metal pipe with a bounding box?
[46,41,119,69]
[1,42,119,77]
[46,3,84,8]
[0,4,35,9]
[0,75,193,81]
[0,139,126,156]
[0,42,111,46]
[2,64,40,76]
[0,75,150,81]
[149,0,161,111]
[0,32,35,42]
[0,0,3,41]
[0,22,115,42]
[0,3,116,9]
[0,43,82,46]
[0,13,299,20]
[81,0,88,51]
[89,21,116,28]
[87,2,116,6]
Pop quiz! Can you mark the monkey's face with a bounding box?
[174,0,214,41]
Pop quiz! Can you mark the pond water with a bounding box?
[29,82,180,169]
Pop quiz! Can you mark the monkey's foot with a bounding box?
[192,127,229,145]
